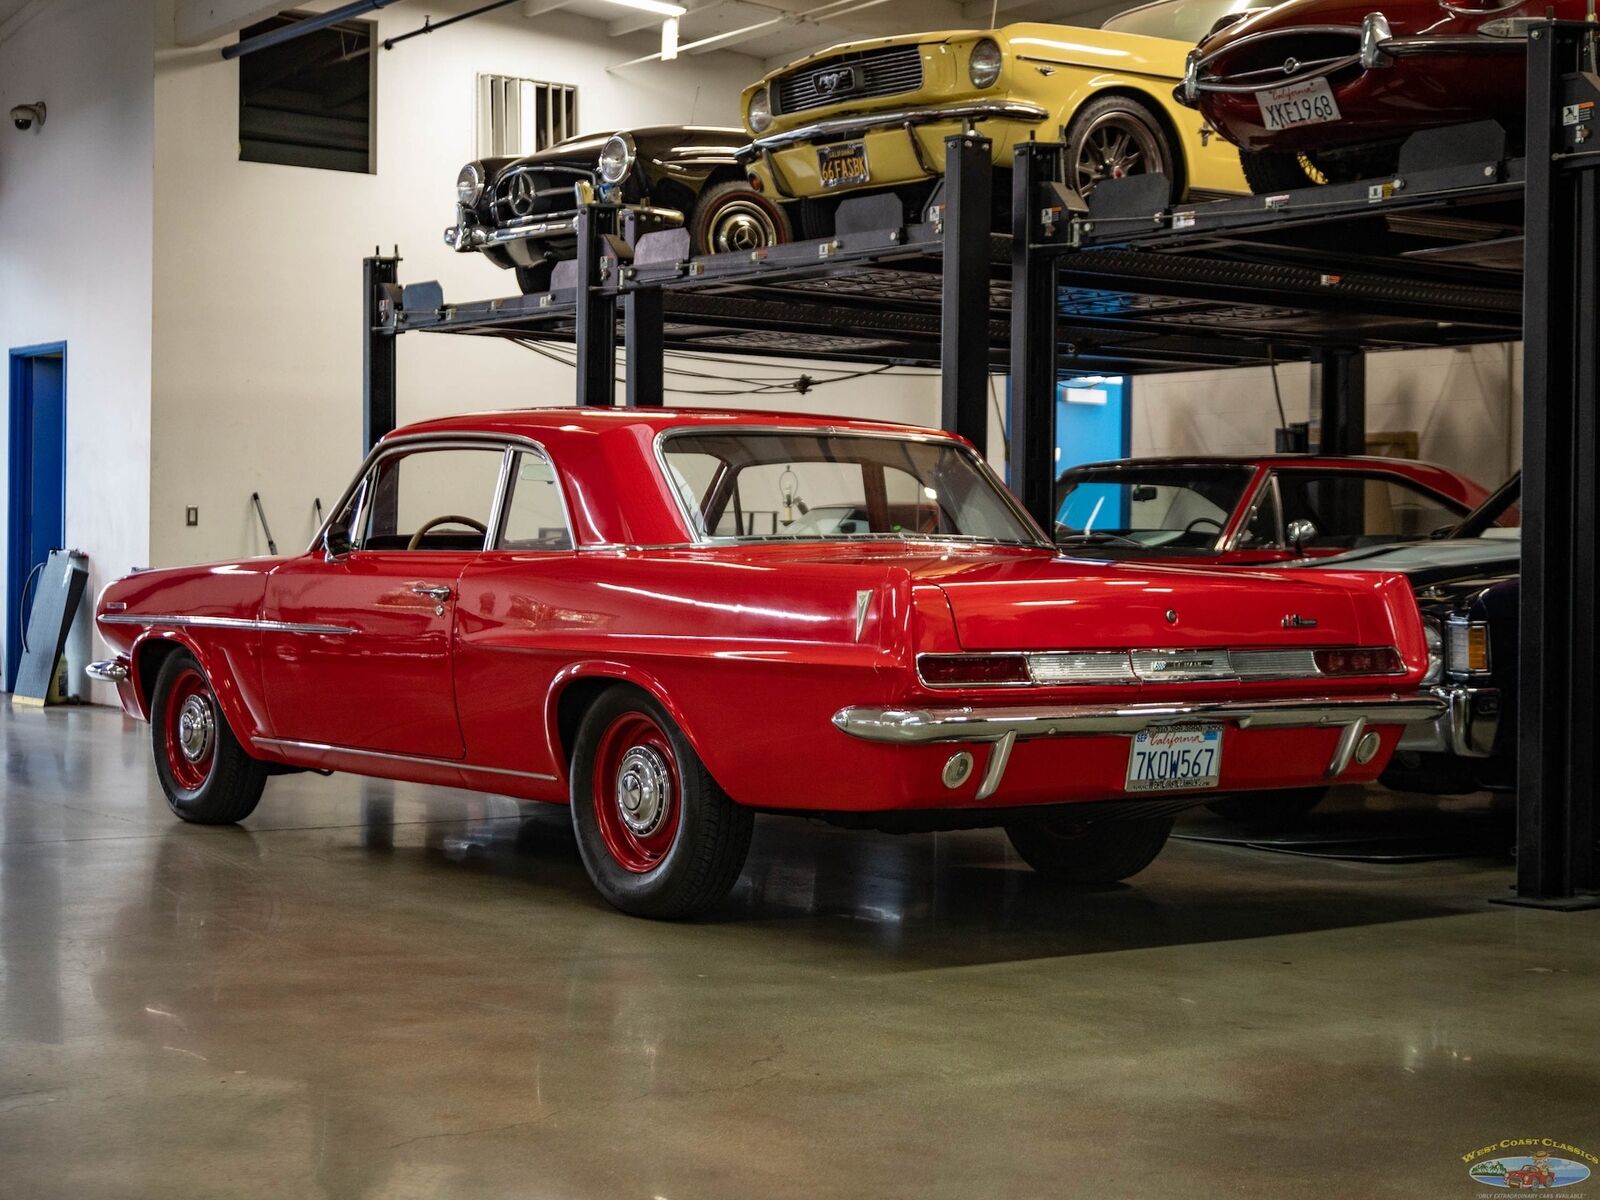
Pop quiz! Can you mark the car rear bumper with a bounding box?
[834,692,1445,801]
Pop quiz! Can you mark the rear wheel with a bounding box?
[688,180,792,255]
[1063,95,1176,202]
[569,685,753,918]
[1005,814,1174,884]
[1206,787,1328,822]
[1239,144,1400,194]
[514,263,555,295]
[150,650,267,825]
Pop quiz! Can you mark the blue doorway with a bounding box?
[7,343,67,692]
[1055,376,1129,476]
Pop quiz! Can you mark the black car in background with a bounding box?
[446,127,792,294]
[1305,474,1522,796]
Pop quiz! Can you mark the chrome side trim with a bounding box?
[253,737,559,783]
[99,614,357,636]
[86,659,130,683]
[747,100,1048,153]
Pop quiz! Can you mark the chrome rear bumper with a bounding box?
[834,693,1445,800]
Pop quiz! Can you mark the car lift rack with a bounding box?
[365,22,1596,907]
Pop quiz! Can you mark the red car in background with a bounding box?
[1174,0,1566,192]
[1054,454,1491,565]
[89,410,1441,918]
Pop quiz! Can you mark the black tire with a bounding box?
[514,263,554,295]
[1239,144,1401,195]
[1063,94,1177,202]
[688,179,793,256]
[1004,814,1174,884]
[1206,787,1328,822]
[150,650,267,825]
[569,685,753,918]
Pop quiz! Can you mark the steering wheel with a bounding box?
[1183,517,1225,536]
[406,514,488,551]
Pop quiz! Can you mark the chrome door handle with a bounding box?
[412,584,452,602]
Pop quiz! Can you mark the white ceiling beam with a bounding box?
[608,9,670,35]
[522,0,573,14]
[174,0,292,46]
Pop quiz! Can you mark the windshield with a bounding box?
[1101,0,1262,42]
[1053,466,1253,550]
[1450,472,1521,539]
[661,431,1045,546]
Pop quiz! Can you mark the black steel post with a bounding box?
[574,204,620,407]
[1510,22,1599,905]
[625,289,665,407]
[362,252,399,451]
[1009,141,1060,529]
[1311,347,1366,455]
[941,131,993,453]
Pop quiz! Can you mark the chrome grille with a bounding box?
[491,164,591,227]
[773,45,924,116]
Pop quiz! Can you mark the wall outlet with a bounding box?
[185,506,199,527]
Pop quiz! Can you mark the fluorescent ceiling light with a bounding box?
[661,14,680,58]
[602,0,686,15]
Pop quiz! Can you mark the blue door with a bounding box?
[1053,376,1129,528]
[7,345,67,692]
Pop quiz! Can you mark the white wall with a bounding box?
[150,2,944,566]
[0,0,155,702]
[1131,342,1521,488]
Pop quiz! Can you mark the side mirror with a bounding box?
[323,523,354,561]
[1287,518,1318,551]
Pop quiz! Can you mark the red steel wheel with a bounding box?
[590,711,683,873]
[162,665,217,792]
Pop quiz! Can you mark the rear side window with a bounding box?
[497,452,572,550]
[1273,471,1465,549]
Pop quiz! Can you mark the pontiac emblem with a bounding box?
[813,66,857,96]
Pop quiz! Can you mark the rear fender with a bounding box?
[545,660,718,789]
[129,629,265,746]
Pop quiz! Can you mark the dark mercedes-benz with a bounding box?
[446,127,792,294]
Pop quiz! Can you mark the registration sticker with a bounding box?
[1255,77,1342,132]
[1125,725,1223,793]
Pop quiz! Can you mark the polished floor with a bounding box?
[2,705,1596,1199]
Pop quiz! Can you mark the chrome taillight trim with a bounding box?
[916,646,1400,689]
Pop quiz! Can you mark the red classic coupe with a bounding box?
[1054,454,1491,564]
[90,410,1442,917]
[1175,0,1567,192]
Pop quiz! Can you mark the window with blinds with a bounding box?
[476,75,578,157]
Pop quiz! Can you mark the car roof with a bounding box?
[389,406,957,443]
[1059,454,1459,473]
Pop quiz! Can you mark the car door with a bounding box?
[260,440,510,760]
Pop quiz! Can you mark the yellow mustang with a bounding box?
[739,0,1252,228]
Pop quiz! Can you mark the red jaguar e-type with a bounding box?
[1176,0,1566,192]
[89,409,1441,917]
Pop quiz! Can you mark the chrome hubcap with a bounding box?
[177,695,215,763]
[710,200,778,253]
[615,745,672,837]
[1073,114,1164,194]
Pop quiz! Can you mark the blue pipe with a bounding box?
[221,0,403,60]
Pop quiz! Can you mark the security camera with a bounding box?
[11,102,45,132]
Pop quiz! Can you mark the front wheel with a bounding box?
[569,685,753,918]
[150,650,267,824]
[1005,814,1174,884]
[514,263,554,295]
[1063,95,1177,202]
[688,180,793,256]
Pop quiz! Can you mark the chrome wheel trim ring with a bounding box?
[615,745,673,837]
[708,198,779,254]
[177,694,215,763]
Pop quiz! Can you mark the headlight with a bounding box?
[456,162,485,206]
[1446,615,1492,676]
[969,38,1002,88]
[598,133,635,184]
[1423,616,1444,686]
[748,86,773,134]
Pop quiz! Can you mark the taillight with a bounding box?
[1314,647,1404,676]
[918,654,1031,687]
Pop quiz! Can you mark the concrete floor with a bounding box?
[1,705,1596,1199]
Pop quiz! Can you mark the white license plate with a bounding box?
[1125,725,1223,793]
[1255,78,1342,132]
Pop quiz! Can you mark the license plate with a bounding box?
[1125,725,1223,793]
[818,141,869,189]
[1255,78,1342,132]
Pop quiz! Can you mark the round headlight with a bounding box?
[456,162,485,206]
[598,133,635,184]
[748,86,773,134]
[1423,616,1444,686]
[969,38,1002,88]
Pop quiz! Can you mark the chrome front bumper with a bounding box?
[86,658,130,683]
[444,215,580,253]
[746,99,1049,155]
[1395,684,1501,758]
[835,693,1446,801]
[1179,13,1524,104]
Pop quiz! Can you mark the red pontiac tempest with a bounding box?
[90,409,1442,918]
[1174,0,1564,192]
